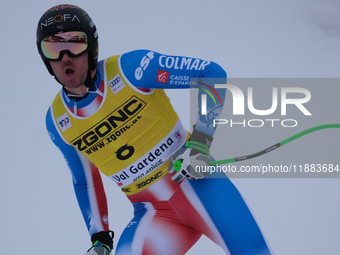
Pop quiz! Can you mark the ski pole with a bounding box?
[209,124,340,165]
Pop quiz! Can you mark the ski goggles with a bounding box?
[40,31,89,61]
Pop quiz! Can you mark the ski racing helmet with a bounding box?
[36,4,98,78]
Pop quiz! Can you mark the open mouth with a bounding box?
[65,68,75,76]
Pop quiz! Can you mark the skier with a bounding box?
[36,4,273,255]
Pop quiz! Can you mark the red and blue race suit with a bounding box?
[46,50,272,254]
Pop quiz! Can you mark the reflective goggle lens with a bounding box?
[41,31,88,60]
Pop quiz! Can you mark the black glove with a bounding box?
[85,231,114,255]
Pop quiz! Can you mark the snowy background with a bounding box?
[1,0,340,254]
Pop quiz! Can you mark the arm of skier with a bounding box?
[120,50,227,181]
[119,49,226,134]
[46,108,114,252]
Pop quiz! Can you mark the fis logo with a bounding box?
[173,130,182,141]
[57,112,72,132]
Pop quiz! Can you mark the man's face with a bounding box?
[49,52,89,92]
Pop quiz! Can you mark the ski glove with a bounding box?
[85,231,114,255]
[168,129,213,182]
